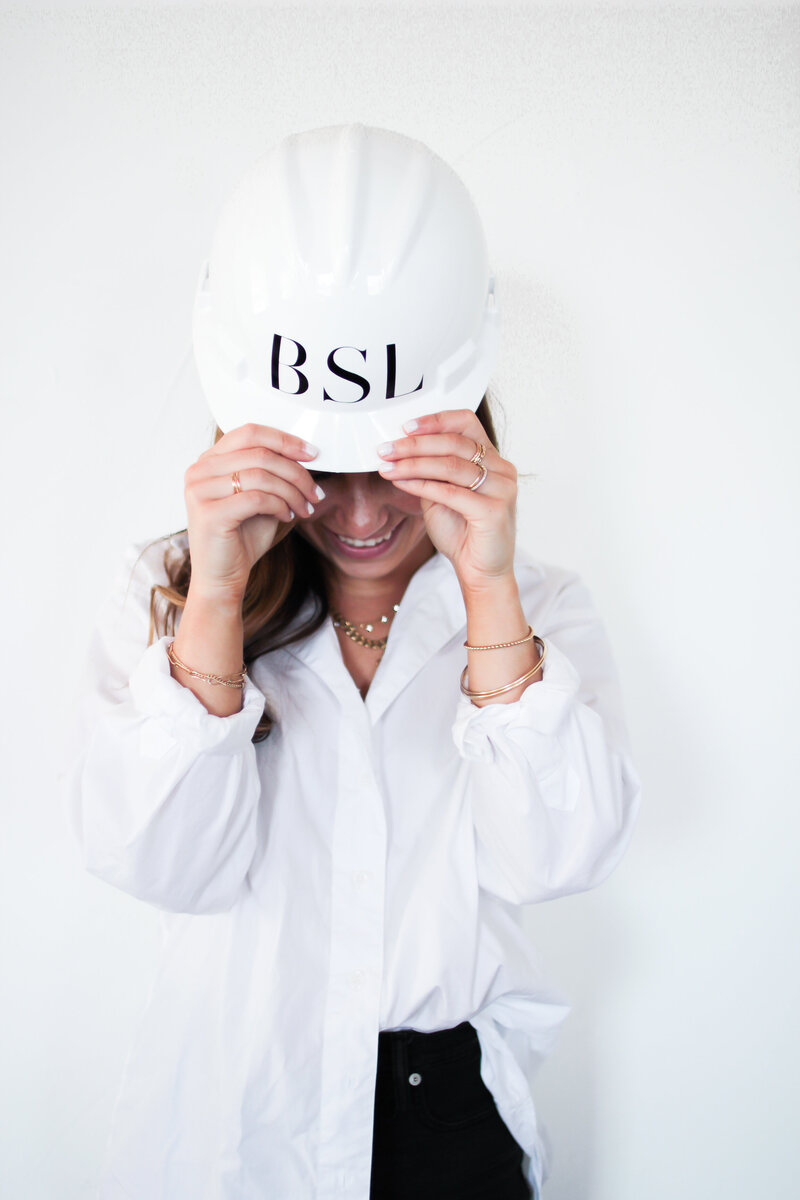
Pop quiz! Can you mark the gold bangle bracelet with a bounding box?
[464,624,535,651]
[167,640,247,689]
[460,637,547,700]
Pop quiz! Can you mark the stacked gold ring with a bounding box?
[468,465,487,491]
[231,471,242,495]
[467,440,488,491]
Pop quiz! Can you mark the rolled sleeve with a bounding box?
[129,635,267,755]
[452,637,581,771]
[63,539,269,916]
[450,578,642,906]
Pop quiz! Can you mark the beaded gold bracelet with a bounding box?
[460,636,547,700]
[166,640,247,689]
[464,624,535,651]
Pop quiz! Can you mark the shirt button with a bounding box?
[353,870,372,887]
[408,1072,422,1086]
[350,969,366,989]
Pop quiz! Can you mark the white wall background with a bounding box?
[2,3,798,1197]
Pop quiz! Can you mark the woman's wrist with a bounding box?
[461,572,526,631]
[185,578,247,617]
[461,574,543,706]
[170,590,247,716]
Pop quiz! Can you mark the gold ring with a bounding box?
[231,471,241,495]
[468,464,488,491]
[468,441,486,466]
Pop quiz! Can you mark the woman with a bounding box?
[65,126,641,1200]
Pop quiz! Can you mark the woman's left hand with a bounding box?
[376,408,518,593]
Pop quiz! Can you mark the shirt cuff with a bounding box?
[451,637,581,766]
[128,635,267,754]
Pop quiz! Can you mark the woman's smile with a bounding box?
[323,519,406,559]
[294,473,435,590]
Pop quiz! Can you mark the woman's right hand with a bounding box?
[183,423,323,605]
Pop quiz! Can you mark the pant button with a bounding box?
[408,1072,422,1086]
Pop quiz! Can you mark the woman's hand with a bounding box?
[376,409,518,593]
[183,424,322,606]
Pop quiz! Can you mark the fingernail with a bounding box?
[303,441,319,456]
[402,419,419,433]
[314,484,326,500]
[289,510,295,520]
[306,501,315,515]
[378,460,395,471]
[377,441,394,455]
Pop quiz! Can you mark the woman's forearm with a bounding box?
[461,574,543,706]
[169,587,247,717]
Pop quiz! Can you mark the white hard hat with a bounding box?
[192,123,499,472]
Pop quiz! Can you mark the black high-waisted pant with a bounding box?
[368,1020,532,1199]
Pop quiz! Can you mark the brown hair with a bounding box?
[141,392,503,742]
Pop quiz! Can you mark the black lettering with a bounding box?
[323,346,370,404]
[271,334,309,395]
[385,343,423,400]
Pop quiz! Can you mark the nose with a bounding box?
[334,473,390,535]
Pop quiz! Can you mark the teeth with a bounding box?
[336,531,394,547]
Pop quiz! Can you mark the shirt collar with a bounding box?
[279,546,543,722]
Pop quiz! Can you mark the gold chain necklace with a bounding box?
[331,603,401,650]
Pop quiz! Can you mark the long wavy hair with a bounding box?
[140,392,503,742]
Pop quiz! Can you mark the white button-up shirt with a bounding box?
[63,533,641,1200]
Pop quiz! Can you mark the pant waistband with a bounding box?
[377,1020,478,1070]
